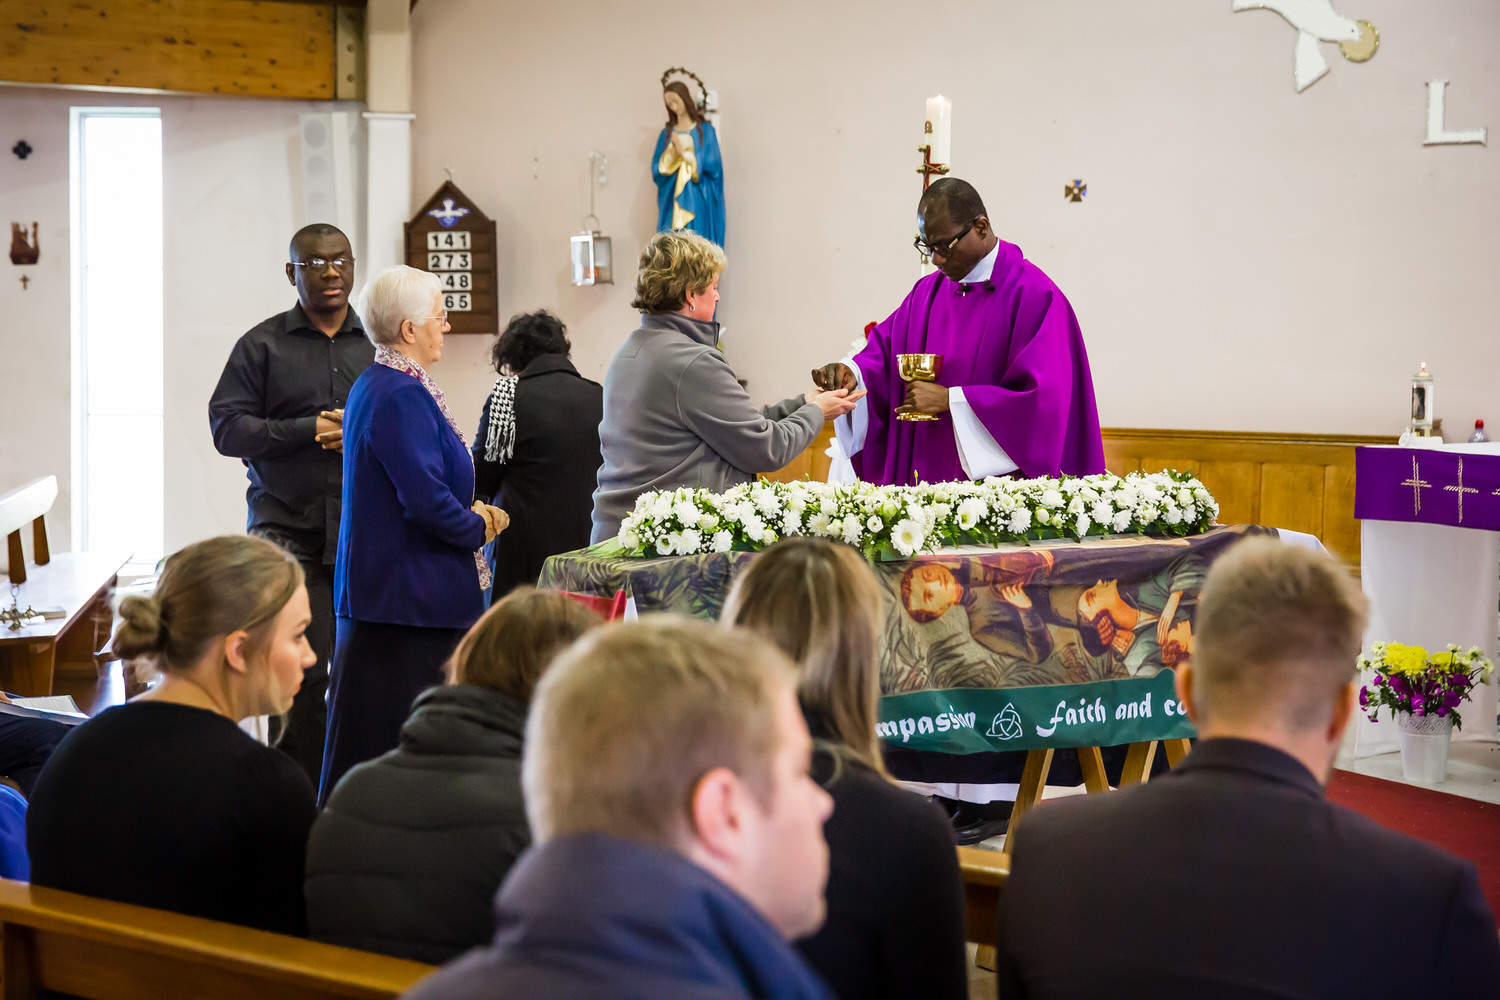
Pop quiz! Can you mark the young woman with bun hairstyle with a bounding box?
[27,535,319,935]
[721,538,969,1000]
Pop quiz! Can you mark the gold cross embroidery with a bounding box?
[1401,455,1432,514]
[1444,458,1478,523]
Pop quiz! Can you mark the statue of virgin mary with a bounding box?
[652,70,724,247]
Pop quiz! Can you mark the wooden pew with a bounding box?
[0,476,127,697]
[0,879,434,999]
[957,846,1009,946]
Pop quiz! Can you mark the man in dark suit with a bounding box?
[996,538,1500,999]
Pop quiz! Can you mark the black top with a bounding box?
[306,684,532,963]
[795,711,969,1000]
[472,353,602,596]
[26,702,317,936]
[209,304,374,559]
[997,738,1500,999]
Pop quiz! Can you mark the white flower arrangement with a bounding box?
[614,471,1219,558]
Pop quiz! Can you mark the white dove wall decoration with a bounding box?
[1233,0,1379,92]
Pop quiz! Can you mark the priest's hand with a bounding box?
[811,363,857,393]
[898,381,950,416]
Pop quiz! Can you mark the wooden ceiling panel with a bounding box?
[1,0,341,99]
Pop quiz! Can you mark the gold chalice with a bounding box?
[897,353,943,422]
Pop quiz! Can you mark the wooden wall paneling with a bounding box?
[1321,462,1360,564]
[1195,460,1261,527]
[0,0,338,99]
[1259,462,1326,537]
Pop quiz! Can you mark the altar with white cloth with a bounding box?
[1353,443,1500,756]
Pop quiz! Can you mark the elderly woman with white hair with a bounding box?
[322,265,508,804]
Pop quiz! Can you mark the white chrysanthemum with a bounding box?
[866,515,885,534]
[1008,508,1032,533]
[650,495,675,521]
[711,530,733,553]
[669,501,698,527]
[754,490,780,516]
[1163,504,1183,526]
[808,512,836,537]
[890,519,925,556]
[1137,506,1159,524]
[1111,509,1133,533]
[1089,500,1113,525]
[957,497,987,530]
[743,516,767,543]
[1075,513,1091,537]
[678,529,702,554]
[841,515,863,545]
[781,510,801,535]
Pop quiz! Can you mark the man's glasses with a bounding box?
[913,218,978,259]
[291,257,355,272]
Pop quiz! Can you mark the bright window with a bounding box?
[71,109,163,562]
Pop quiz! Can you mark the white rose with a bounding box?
[698,513,720,532]
[819,498,837,516]
[711,529,733,553]
[1035,508,1052,526]
[618,527,641,551]
[866,515,885,533]
[1177,488,1193,506]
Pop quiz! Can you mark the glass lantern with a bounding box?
[570,216,612,286]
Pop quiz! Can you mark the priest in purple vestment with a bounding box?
[814,178,1104,486]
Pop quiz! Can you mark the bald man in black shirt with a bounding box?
[209,225,373,782]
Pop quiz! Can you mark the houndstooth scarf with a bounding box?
[374,345,493,590]
[483,373,519,464]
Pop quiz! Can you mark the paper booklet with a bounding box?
[0,694,88,726]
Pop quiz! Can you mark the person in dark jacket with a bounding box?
[305,588,601,963]
[324,265,508,804]
[996,539,1500,999]
[722,538,969,1000]
[402,618,835,1000]
[473,311,602,600]
[28,536,317,936]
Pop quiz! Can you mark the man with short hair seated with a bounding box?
[403,617,836,1000]
[996,538,1500,999]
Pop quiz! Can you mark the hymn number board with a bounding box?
[403,180,500,335]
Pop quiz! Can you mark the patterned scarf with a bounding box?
[374,345,493,590]
[483,373,520,464]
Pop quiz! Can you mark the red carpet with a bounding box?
[1327,769,1500,922]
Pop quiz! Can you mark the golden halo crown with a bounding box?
[660,67,709,112]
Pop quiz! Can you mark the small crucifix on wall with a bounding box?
[19,275,28,290]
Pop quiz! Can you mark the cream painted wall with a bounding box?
[410,0,1498,440]
[0,87,364,556]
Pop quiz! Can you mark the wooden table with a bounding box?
[0,552,128,697]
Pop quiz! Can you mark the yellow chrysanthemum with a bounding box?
[1381,643,1430,676]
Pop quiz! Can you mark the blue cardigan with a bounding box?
[335,363,487,629]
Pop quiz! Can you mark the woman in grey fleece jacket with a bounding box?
[591,231,862,543]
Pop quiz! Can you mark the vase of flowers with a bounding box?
[1358,642,1494,784]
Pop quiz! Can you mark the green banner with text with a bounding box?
[877,671,1197,753]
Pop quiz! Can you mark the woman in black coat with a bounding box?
[722,538,969,1000]
[305,588,602,963]
[473,311,603,600]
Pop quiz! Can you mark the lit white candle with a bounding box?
[925,95,952,166]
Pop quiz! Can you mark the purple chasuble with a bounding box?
[850,239,1105,486]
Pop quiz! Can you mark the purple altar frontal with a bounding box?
[1354,444,1500,532]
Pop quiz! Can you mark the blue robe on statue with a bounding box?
[652,121,725,247]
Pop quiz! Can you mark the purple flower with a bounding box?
[1359,688,1370,707]
[1443,690,1462,711]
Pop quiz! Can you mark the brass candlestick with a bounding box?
[897,353,943,422]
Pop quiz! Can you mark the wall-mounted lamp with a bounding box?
[571,151,613,286]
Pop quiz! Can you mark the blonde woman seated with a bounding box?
[27,536,318,935]
[305,589,601,963]
[722,538,968,1000]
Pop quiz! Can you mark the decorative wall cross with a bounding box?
[1400,455,1431,514]
[1443,457,1478,523]
[1064,179,1087,203]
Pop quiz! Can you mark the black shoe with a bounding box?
[941,798,1013,845]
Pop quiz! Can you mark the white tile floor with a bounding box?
[1335,737,1500,804]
